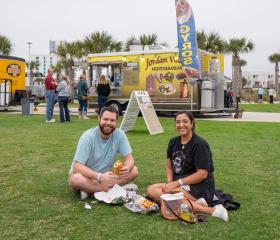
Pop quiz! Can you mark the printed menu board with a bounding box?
[120,91,163,135]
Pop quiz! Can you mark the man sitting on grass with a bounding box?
[69,106,138,200]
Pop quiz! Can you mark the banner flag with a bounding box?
[175,0,200,80]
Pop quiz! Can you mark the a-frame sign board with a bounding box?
[120,91,164,135]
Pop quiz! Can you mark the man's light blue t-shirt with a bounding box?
[69,127,132,174]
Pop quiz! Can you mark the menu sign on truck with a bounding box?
[120,91,164,135]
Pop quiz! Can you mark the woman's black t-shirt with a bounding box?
[167,134,215,203]
[97,83,111,97]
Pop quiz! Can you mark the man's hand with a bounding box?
[119,165,131,177]
[162,181,179,193]
[100,171,118,188]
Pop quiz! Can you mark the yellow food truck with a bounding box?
[87,48,226,115]
[0,55,26,110]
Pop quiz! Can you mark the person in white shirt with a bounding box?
[56,75,70,122]
[268,87,276,104]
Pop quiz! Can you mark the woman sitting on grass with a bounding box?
[147,111,228,222]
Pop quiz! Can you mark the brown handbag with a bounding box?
[160,191,197,224]
[161,198,197,224]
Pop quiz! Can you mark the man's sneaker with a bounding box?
[122,183,138,192]
[212,204,229,222]
[46,119,55,123]
[80,191,89,200]
[196,197,208,207]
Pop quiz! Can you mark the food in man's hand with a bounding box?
[113,160,123,175]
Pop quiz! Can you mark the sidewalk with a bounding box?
[198,111,280,123]
[3,105,280,122]
[7,105,98,117]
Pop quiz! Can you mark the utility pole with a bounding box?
[27,42,32,86]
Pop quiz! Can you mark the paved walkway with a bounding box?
[5,105,98,116]
[199,112,280,123]
[2,105,280,123]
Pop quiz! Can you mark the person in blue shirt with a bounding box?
[258,87,265,103]
[69,106,138,199]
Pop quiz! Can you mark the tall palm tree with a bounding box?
[139,33,158,49]
[52,61,68,79]
[26,60,39,77]
[26,60,39,84]
[268,53,280,92]
[56,41,84,101]
[83,31,122,54]
[239,59,247,87]
[124,36,137,51]
[125,33,166,51]
[225,38,254,100]
[197,30,207,51]
[0,34,13,55]
[197,30,226,54]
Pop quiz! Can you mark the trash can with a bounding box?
[201,81,215,109]
[21,98,34,115]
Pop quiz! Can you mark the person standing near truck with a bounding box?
[269,87,275,104]
[57,75,70,122]
[258,86,265,103]
[77,74,90,119]
[45,68,57,123]
[97,75,111,114]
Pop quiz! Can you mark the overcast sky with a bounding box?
[1,0,279,77]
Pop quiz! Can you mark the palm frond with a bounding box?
[0,34,13,55]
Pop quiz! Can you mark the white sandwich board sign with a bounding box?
[120,91,164,135]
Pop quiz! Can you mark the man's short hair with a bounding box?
[100,106,119,119]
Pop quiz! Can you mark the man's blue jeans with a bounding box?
[46,90,55,120]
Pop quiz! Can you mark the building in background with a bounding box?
[243,71,278,88]
[30,53,58,77]
[49,40,66,54]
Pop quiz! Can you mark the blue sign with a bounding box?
[175,0,200,80]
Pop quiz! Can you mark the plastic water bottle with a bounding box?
[180,203,190,225]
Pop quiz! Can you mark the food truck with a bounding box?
[87,48,226,115]
[0,55,26,110]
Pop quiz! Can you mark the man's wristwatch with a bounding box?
[178,178,184,186]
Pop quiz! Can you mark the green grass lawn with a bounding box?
[240,103,280,112]
[0,114,279,240]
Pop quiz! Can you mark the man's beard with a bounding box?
[99,123,116,136]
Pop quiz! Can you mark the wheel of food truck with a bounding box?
[107,101,123,116]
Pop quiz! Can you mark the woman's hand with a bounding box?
[162,181,179,193]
